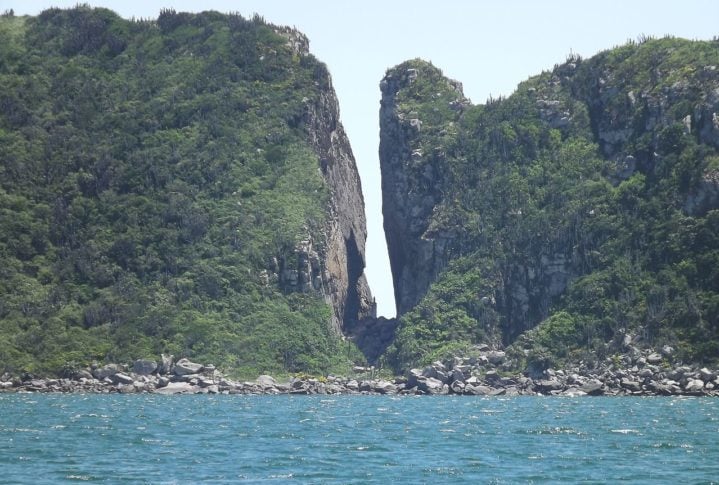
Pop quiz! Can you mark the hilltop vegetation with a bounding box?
[0,7,363,376]
[380,38,719,372]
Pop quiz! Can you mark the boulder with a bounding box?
[74,369,94,380]
[638,368,654,379]
[359,380,373,392]
[699,368,715,382]
[133,359,158,376]
[684,379,705,393]
[450,380,465,394]
[113,373,134,385]
[484,370,500,381]
[256,375,277,388]
[464,384,491,396]
[646,353,663,365]
[450,368,466,382]
[173,358,203,376]
[535,379,564,393]
[158,354,174,375]
[93,364,121,380]
[154,382,199,395]
[419,377,445,394]
[373,380,397,394]
[620,378,642,392]
[580,380,604,395]
[486,351,506,365]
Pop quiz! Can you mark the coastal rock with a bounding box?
[112,373,134,385]
[580,380,604,395]
[699,368,715,382]
[256,375,277,388]
[133,359,158,376]
[486,351,506,365]
[464,384,492,396]
[535,379,564,393]
[373,380,397,394]
[684,379,705,393]
[92,364,121,380]
[419,377,445,394]
[154,382,199,394]
[450,380,465,394]
[620,378,642,392]
[173,358,203,376]
[74,369,94,380]
[158,354,174,375]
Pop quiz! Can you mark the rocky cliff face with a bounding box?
[303,60,376,333]
[253,29,376,338]
[379,61,467,316]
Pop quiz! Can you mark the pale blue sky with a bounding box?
[4,0,719,316]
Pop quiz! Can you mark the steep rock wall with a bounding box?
[379,63,466,316]
[291,38,376,333]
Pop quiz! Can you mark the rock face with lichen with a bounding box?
[379,39,719,372]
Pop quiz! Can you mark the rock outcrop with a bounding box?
[268,30,375,335]
[303,63,376,332]
[4,350,719,397]
[379,61,467,315]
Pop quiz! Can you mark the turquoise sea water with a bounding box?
[0,395,717,483]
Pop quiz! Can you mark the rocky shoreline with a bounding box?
[2,347,719,397]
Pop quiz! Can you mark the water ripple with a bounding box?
[0,395,718,483]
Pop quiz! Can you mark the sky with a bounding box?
[4,0,719,317]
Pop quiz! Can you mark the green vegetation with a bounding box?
[0,7,357,376]
[383,38,719,371]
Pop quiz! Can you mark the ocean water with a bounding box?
[0,395,717,484]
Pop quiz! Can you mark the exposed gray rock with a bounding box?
[300,63,375,341]
[256,375,277,388]
[699,368,716,382]
[112,373,134,385]
[158,354,174,375]
[486,351,506,365]
[154,382,199,395]
[173,358,203,376]
[646,353,663,365]
[620,378,642,392]
[450,380,465,394]
[450,368,466,382]
[93,364,121,380]
[133,359,158,376]
[535,379,564,393]
[419,377,445,394]
[74,369,94,380]
[464,384,492,396]
[684,379,705,393]
[580,380,604,395]
[373,380,397,394]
